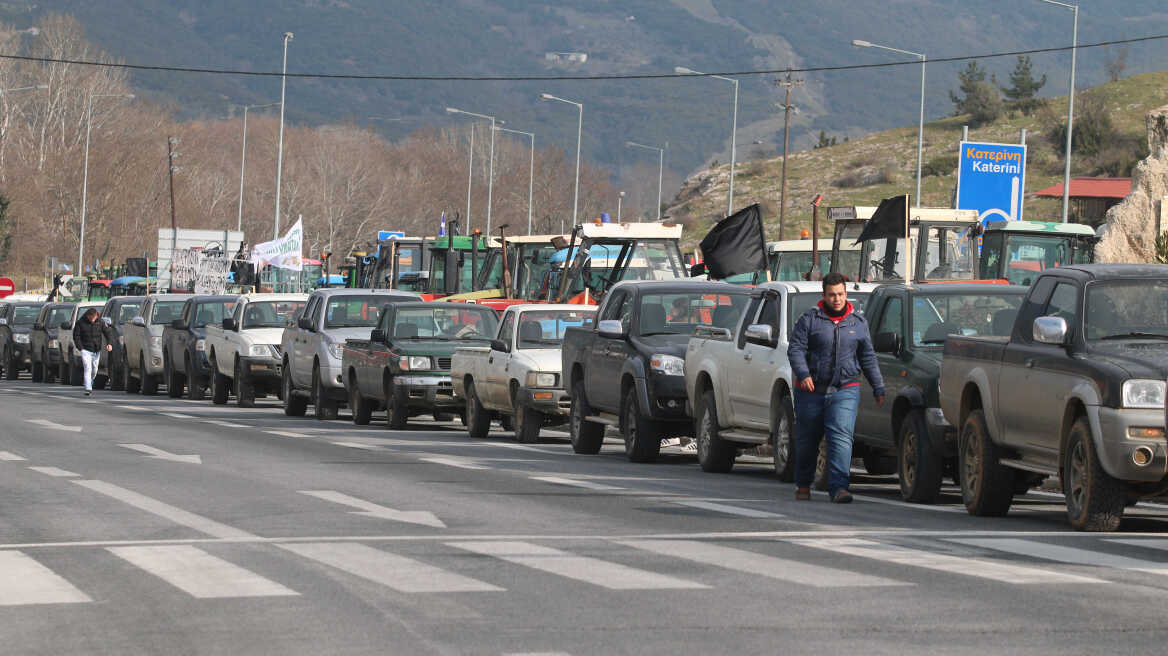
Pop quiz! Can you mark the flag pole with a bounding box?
[904,194,913,288]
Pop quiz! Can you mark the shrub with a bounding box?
[922,154,958,177]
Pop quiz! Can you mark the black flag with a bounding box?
[695,203,767,280]
[854,194,909,243]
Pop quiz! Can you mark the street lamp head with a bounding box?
[539,93,554,101]
[35,84,48,90]
[284,32,294,41]
[851,39,872,48]
[674,66,697,75]
[444,107,459,114]
[624,141,635,147]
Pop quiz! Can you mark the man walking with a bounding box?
[787,273,884,503]
[73,308,113,396]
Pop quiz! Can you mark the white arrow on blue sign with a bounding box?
[377,231,406,241]
[956,140,1027,224]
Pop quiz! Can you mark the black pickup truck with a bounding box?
[161,295,238,400]
[97,295,144,391]
[561,280,750,463]
[0,301,44,379]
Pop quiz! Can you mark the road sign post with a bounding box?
[956,141,1028,224]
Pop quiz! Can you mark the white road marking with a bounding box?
[0,551,91,606]
[419,456,488,470]
[0,451,27,461]
[450,541,708,590]
[160,412,195,419]
[25,418,81,433]
[958,538,1168,575]
[118,443,202,464]
[299,490,446,529]
[71,479,257,539]
[619,539,908,588]
[672,500,785,519]
[329,441,381,451]
[27,466,80,478]
[846,491,966,514]
[280,542,501,593]
[1108,538,1168,553]
[530,476,625,491]
[116,405,149,411]
[80,399,98,404]
[265,430,311,438]
[108,545,298,598]
[791,538,1104,584]
[204,420,248,428]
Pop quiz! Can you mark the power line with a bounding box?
[0,33,1163,82]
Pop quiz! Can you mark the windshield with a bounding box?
[912,293,1023,347]
[788,293,872,332]
[863,227,976,282]
[326,295,395,328]
[116,303,142,324]
[1084,280,1168,340]
[515,245,559,299]
[639,292,749,336]
[995,235,1075,286]
[151,301,185,325]
[390,306,499,341]
[428,249,493,295]
[12,306,39,325]
[47,306,73,327]
[192,301,236,328]
[517,309,596,348]
[242,300,307,329]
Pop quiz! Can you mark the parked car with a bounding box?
[59,301,104,386]
[683,281,878,479]
[161,295,240,400]
[0,301,44,379]
[97,296,145,391]
[344,301,499,428]
[204,293,307,406]
[853,283,1026,502]
[453,304,596,442]
[122,294,190,394]
[939,264,1168,531]
[562,280,751,462]
[29,302,75,383]
[282,288,420,419]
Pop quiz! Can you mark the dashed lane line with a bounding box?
[27,466,80,478]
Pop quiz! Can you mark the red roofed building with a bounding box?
[1035,177,1131,227]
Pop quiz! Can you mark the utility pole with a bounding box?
[167,136,181,281]
[776,71,803,240]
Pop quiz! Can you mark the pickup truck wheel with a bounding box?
[384,385,409,430]
[311,363,338,420]
[141,352,159,396]
[185,355,206,401]
[813,440,829,491]
[210,358,228,405]
[350,385,372,425]
[110,353,125,391]
[772,394,796,482]
[695,391,735,473]
[282,365,307,416]
[622,387,661,463]
[1063,417,1125,531]
[499,414,514,432]
[58,358,69,385]
[569,380,604,454]
[464,381,490,438]
[164,353,184,398]
[959,409,1015,517]
[433,412,454,422]
[514,405,543,444]
[31,358,43,382]
[898,409,943,503]
[234,360,256,408]
[123,355,140,394]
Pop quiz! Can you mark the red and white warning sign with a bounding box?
[0,277,14,298]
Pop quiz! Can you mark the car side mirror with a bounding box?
[873,331,901,354]
[744,323,776,348]
[1033,316,1068,345]
[170,318,186,330]
[370,328,386,343]
[60,321,71,330]
[131,316,146,327]
[298,316,314,331]
[597,319,625,339]
[490,338,510,353]
[102,317,112,326]
[222,317,237,331]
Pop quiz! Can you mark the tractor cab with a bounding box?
[979,220,1097,286]
[830,206,983,284]
[422,234,499,300]
[550,221,687,304]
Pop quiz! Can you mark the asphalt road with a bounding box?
[4,378,1168,655]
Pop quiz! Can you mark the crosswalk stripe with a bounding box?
[530,476,624,491]
[671,501,785,519]
[956,538,1168,575]
[280,542,502,593]
[1108,538,1168,556]
[160,412,195,419]
[449,541,708,590]
[0,551,91,605]
[108,545,298,599]
[619,539,909,588]
[419,456,488,470]
[791,538,1104,584]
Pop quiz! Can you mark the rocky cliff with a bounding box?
[1097,105,1168,262]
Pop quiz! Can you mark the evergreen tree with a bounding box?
[1000,56,1046,114]
[949,62,1003,127]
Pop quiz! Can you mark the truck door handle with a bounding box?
[1025,359,1034,368]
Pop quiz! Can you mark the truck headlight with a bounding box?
[13,334,29,344]
[526,372,558,388]
[149,336,162,349]
[650,354,685,376]
[399,355,431,371]
[1123,379,1166,409]
[327,343,345,360]
[248,344,271,357]
[195,339,206,352]
[48,339,59,349]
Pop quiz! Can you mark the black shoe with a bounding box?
[85,390,92,397]
[830,489,853,504]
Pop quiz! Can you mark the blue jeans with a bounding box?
[794,386,861,495]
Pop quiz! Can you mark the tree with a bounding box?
[0,194,10,266]
[813,130,837,149]
[1105,46,1128,83]
[999,56,1046,115]
[949,62,1004,127]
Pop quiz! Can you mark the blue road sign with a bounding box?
[377,231,406,241]
[956,141,1027,224]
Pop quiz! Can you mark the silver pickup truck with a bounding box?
[939,264,1168,531]
[123,294,190,395]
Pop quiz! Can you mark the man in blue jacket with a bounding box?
[787,272,884,503]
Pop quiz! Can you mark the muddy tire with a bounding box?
[311,363,338,420]
[282,363,307,417]
[350,383,372,425]
[464,381,490,438]
[959,409,1015,517]
[622,387,660,463]
[695,391,736,473]
[1063,417,1125,532]
[569,380,603,454]
[210,359,229,405]
[772,393,796,482]
[165,353,184,398]
[234,360,256,408]
[898,409,943,503]
[185,355,205,401]
[514,404,543,444]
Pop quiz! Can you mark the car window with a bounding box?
[1084,280,1168,340]
[1043,283,1079,339]
[326,295,397,328]
[243,301,306,329]
[390,306,499,341]
[496,311,516,345]
[876,296,903,341]
[639,292,749,336]
[517,310,595,348]
[151,301,185,325]
[192,301,236,328]
[12,306,39,325]
[601,291,626,322]
[117,303,142,324]
[912,293,1023,346]
[48,306,73,327]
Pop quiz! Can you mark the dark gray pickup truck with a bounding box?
[939,264,1168,531]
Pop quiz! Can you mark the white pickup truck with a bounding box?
[452,304,596,442]
[204,293,307,407]
[684,281,877,481]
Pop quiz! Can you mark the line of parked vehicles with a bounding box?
[1,211,1164,533]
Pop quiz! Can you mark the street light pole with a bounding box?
[852,40,926,207]
[625,141,665,222]
[540,93,583,232]
[78,92,133,274]
[273,31,293,239]
[465,123,474,234]
[446,107,499,234]
[1039,0,1078,223]
[236,102,280,232]
[675,67,738,216]
[496,126,535,235]
[616,191,624,222]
